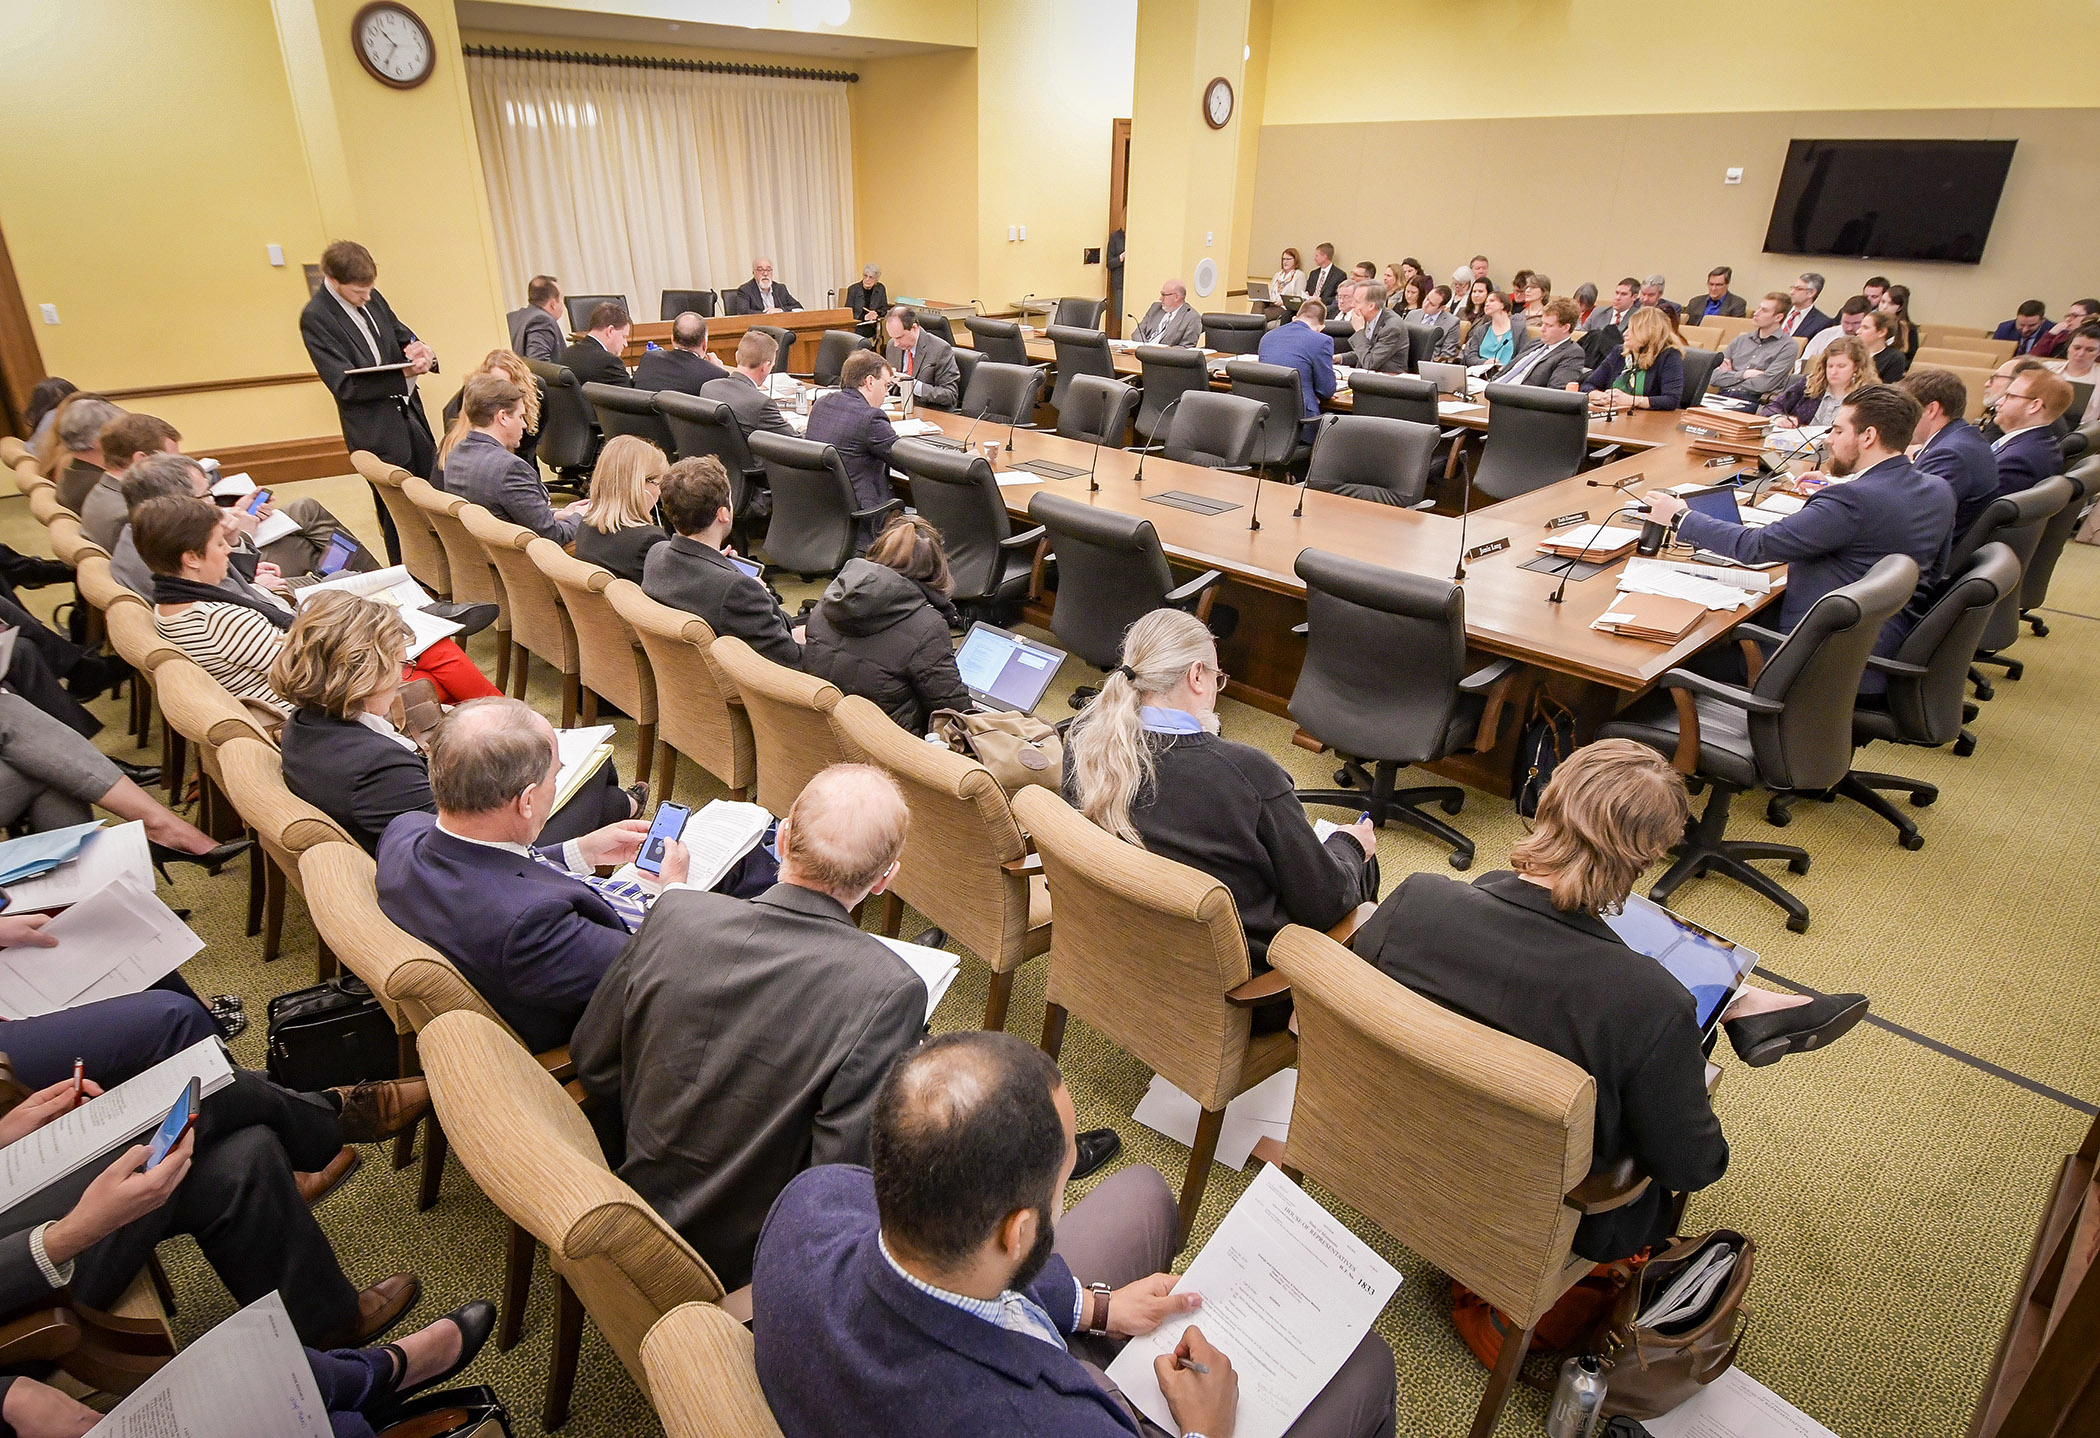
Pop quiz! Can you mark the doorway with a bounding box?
[1107,117,1130,338]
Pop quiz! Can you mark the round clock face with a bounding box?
[355,4,435,88]
[1204,77,1234,129]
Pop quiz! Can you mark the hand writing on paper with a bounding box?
[404,340,437,376]
[1155,1326,1238,1438]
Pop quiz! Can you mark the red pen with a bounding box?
[70,1058,83,1106]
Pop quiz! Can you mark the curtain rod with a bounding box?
[462,43,857,83]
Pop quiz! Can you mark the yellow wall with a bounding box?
[853,49,982,302]
[476,0,977,50]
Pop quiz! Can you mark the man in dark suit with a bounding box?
[1302,242,1343,309]
[643,456,805,667]
[574,763,929,1290]
[558,301,633,389]
[299,240,439,564]
[1256,298,1338,441]
[507,274,565,363]
[731,259,801,315]
[1992,299,2052,355]
[884,306,962,410]
[1902,368,2003,540]
[633,311,730,395]
[440,374,585,542]
[1499,297,1590,390]
[1987,369,2072,499]
[1685,267,1748,324]
[806,350,900,548]
[1127,280,1202,349]
[1778,272,1833,342]
[51,394,122,513]
[701,332,796,443]
[752,1030,1398,1438]
[844,264,889,341]
[1346,283,1409,373]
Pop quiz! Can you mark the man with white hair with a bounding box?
[733,259,802,315]
[1638,274,1681,325]
[53,394,124,513]
[1129,279,1201,347]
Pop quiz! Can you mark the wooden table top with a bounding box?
[619,309,858,364]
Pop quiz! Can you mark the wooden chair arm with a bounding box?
[1669,684,1704,775]
[1029,536,1050,602]
[1459,657,1523,753]
[1325,902,1376,946]
[1736,637,1766,686]
[1565,1156,1654,1215]
[999,852,1043,875]
[0,1307,83,1366]
[1225,970,1293,1007]
[537,1046,575,1084]
[718,1285,753,1325]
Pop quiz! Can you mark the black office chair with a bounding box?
[1323,316,1355,357]
[920,312,956,347]
[1403,322,1443,372]
[1134,346,1210,446]
[583,382,674,456]
[1287,549,1519,868]
[564,294,628,333]
[1224,359,1313,475]
[1203,313,1267,354]
[891,438,1043,617]
[1348,371,1440,427]
[1464,384,1591,502]
[747,431,900,578]
[749,324,795,375]
[1955,475,2072,692]
[653,391,757,519]
[1598,553,1921,931]
[1302,415,1439,508]
[965,317,1031,366]
[809,329,871,387]
[1055,375,1140,447]
[1159,391,1264,470]
[1766,543,2019,847]
[1047,325,1116,413]
[659,289,716,320]
[1052,297,1107,329]
[1027,491,1223,706]
[957,362,1043,426]
[522,358,597,491]
[1679,348,1722,407]
[2020,460,2092,636]
[952,346,984,408]
[2061,427,2092,467]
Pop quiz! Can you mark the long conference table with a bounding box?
[924,330,1782,797]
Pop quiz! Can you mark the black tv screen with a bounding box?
[1762,139,2016,265]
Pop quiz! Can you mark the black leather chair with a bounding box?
[1159,391,1264,470]
[1956,475,2073,691]
[522,358,597,491]
[1134,346,1210,446]
[1302,415,1439,507]
[1027,491,1223,704]
[1322,316,1355,357]
[809,329,870,387]
[1047,325,1116,412]
[1680,348,1722,407]
[659,289,716,320]
[1052,297,1107,329]
[958,361,1043,426]
[951,346,983,407]
[583,382,674,456]
[2020,459,2092,636]
[1203,312,1267,354]
[1403,322,1443,371]
[654,392,758,518]
[1465,384,1591,502]
[1287,549,1519,868]
[564,294,628,333]
[1055,375,1140,447]
[749,324,795,375]
[747,432,900,578]
[891,438,1042,616]
[2061,427,2092,467]
[1598,553,1921,931]
[1224,360,1312,475]
[920,312,956,347]
[1766,544,2019,847]
[1347,371,1440,427]
[965,317,1031,366]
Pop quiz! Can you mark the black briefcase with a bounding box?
[265,975,399,1093]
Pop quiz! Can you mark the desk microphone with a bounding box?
[956,405,990,454]
[1247,462,1266,532]
[1451,452,1477,581]
[1085,432,1105,492]
[1011,363,1052,452]
[1549,504,1649,604]
[1133,396,1184,485]
[1294,414,1339,518]
[1586,472,1643,491]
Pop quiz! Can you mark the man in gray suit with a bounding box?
[443,374,584,542]
[883,306,961,410]
[700,332,797,442]
[1346,282,1409,373]
[1130,279,1202,348]
[506,275,565,363]
[1497,297,1590,390]
[572,762,931,1290]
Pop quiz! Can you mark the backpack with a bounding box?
[1514,692,1578,820]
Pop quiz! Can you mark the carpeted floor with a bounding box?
[16,471,2097,1437]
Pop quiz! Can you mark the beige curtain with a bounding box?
[466,53,855,321]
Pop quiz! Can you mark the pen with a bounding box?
[1358,811,1371,825]
[1176,1357,1211,1375]
[70,1057,83,1104]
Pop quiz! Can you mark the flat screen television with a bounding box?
[1762,139,2016,265]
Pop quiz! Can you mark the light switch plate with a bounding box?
[1724,167,1743,185]
[1018,224,1026,241]
[38,304,57,325]
[1007,225,1017,242]
[267,244,285,266]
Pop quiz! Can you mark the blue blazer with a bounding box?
[753,1166,1138,1438]
[441,430,576,544]
[1580,346,1685,409]
[1992,319,2050,355]
[1675,456,1954,692]
[376,812,629,1052]
[1913,420,2002,540]
[1256,318,1338,436]
[804,390,899,515]
[1990,425,2064,501]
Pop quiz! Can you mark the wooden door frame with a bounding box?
[1108,117,1131,338]
[0,219,46,437]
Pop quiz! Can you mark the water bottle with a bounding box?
[795,383,810,417]
[1544,1354,1608,1438]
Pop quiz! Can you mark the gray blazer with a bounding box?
[885,332,961,410]
[699,373,795,440]
[1463,318,1539,370]
[507,305,565,363]
[1132,302,1202,348]
[1347,310,1410,373]
[1406,309,1463,361]
[443,430,576,543]
[1502,338,1589,391]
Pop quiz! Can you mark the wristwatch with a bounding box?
[1085,1282,1113,1337]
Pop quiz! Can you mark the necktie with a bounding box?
[1784,311,1801,335]
[527,849,653,931]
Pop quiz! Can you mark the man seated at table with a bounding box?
[1345,283,1408,374]
[643,456,806,666]
[441,374,586,542]
[633,311,730,396]
[806,349,902,549]
[1406,285,1462,361]
[507,273,565,362]
[1901,368,2001,538]
[733,259,802,315]
[1129,279,1202,348]
[1992,299,2051,356]
[1496,297,1588,390]
[884,306,962,412]
[702,331,798,443]
[1708,293,1799,401]
[574,763,929,1290]
[1986,369,2073,500]
[558,301,633,389]
[1796,295,1870,372]
[753,1029,1399,1438]
[1256,299,1337,442]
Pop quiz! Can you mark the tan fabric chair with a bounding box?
[102,602,181,756]
[0,438,26,469]
[1914,345,2002,370]
[1009,785,1296,1240]
[405,478,511,694]
[707,636,844,816]
[531,541,656,785]
[74,556,145,732]
[153,659,273,835]
[420,1009,736,1430]
[352,451,451,598]
[214,737,353,974]
[27,485,72,527]
[461,504,581,726]
[605,580,754,804]
[831,694,1047,1030]
[46,515,104,568]
[1941,367,1998,421]
[1264,924,1651,1438]
[642,1303,783,1438]
[1923,330,2014,361]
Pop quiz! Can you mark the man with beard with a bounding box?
[751,1030,1399,1438]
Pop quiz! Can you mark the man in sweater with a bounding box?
[1709,294,1800,401]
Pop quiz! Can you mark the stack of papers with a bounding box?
[891,418,944,438]
[552,725,616,814]
[1437,399,1484,417]
[1637,1239,1739,1331]
[1538,524,1643,560]
[294,566,461,659]
[1619,557,1768,612]
[1739,491,1807,530]
[87,1293,330,1438]
[1592,593,1708,642]
[1643,1368,1836,1438]
[878,935,962,1022]
[1133,1068,1299,1171]
[995,471,1046,487]
[3,820,151,912]
[0,821,103,887]
[0,870,203,1019]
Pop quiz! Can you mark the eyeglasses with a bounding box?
[2003,390,2039,403]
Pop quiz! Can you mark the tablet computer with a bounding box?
[1417,360,1468,397]
[726,553,765,582]
[1602,895,1759,1036]
[1683,485,1744,525]
[954,622,1065,715]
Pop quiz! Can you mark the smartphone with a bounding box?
[146,1077,201,1169]
[637,802,690,878]
[244,488,273,515]
[315,532,358,576]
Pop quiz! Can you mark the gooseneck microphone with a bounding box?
[1452,452,1477,581]
[1011,363,1051,452]
[1133,396,1185,486]
[1548,503,1649,605]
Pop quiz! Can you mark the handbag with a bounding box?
[927,708,1063,795]
[265,974,400,1093]
[1514,692,1578,820]
[1589,1229,1754,1419]
[376,1386,513,1438]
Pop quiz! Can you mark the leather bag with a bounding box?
[265,974,400,1093]
[1590,1229,1754,1419]
[927,708,1063,794]
[1514,691,1578,820]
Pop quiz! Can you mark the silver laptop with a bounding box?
[1602,895,1760,1038]
[954,622,1066,714]
[1246,279,1272,302]
[1417,360,1468,398]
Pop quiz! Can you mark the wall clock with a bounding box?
[1203,76,1234,130]
[353,3,436,90]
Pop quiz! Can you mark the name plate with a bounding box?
[1465,537,1512,561]
[1547,511,1589,530]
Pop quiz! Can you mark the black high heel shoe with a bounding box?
[371,1300,497,1420]
[148,836,254,881]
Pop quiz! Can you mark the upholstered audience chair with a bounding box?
[405,478,511,694]
[531,541,657,785]
[707,637,845,816]
[215,737,354,974]
[606,581,756,805]
[353,452,451,599]
[460,504,581,725]
[642,1304,783,1438]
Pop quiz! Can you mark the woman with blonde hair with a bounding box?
[802,514,969,733]
[276,591,636,851]
[1061,608,1375,987]
[439,349,542,471]
[1580,306,1686,411]
[573,435,668,582]
[1762,335,1869,428]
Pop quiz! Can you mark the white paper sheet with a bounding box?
[1105,1164,1401,1438]
[1643,1367,1837,1438]
[2,822,149,911]
[0,871,202,1019]
[1131,1069,1300,1173]
[677,799,772,891]
[995,471,1046,486]
[292,565,459,657]
[209,472,257,499]
[877,935,962,1022]
[251,508,303,548]
[87,1292,331,1438]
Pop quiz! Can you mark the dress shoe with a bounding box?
[1725,993,1869,1067]
[1072,1127,1122,1182]
[207,993,247,1040]
[321,1273,423,1349]
[625,782,651,817]
[297,1146,361,1207]
[112,757,161,787]
[64,653,130,701]
[2,555,76,589]
[371,1299,498,1421]
[149,836,253,879]
[332,1076,433,1144]
[424,601,498,641]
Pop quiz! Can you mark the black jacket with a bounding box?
[802,561,968,733]
[575,522,666,584]
[844,281,889,336]
[642,535,801,668]
[560,335,632,389]
[633,347,730,396]
[1350,870,1728,1261]
[299,285,437,472]
[730,278,802,315]
[443,385,539,470]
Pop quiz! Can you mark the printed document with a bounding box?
[294,565,461,658]
[2,820,150,912]
[88,1292,331,1438]
[877,935,961,1022]
[0,870,202,1019]
[1643,1366,1837,1438]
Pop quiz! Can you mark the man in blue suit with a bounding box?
[1902,369,2002,539]
[1986,370,2072,500]
[753,1030,1398,1438]
[1641,385,1954,692]
[1255,298,1337,442]
[1992,300,2052,356]
[804,349,901,550]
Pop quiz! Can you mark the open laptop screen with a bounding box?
[1601,895,1760,1034]
[954,622,1065,714]
[1683,485,1744,525]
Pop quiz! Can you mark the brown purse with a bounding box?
[1589,1229,1754,1419]
[927,708,1063,795]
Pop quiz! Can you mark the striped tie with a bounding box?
[528,849,652,931]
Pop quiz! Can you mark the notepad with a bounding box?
[87,1292,330,1438]
[877,935,961,1022]
[551,725,617,815]
[674,799,772,892]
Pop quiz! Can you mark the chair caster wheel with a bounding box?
[1765,801,1792,827]
[1973,680,1995,701]
[1786,915,1810,934]
[2004,661,2024,680]
[1900,832,1925,851]
[1440,795,1463,816]
[1788,855,1811,875]
[2029,618,2050,637]
[1909,790,1938,808]
[1953,734,1977,757]
[1334,768,1355,787]
[1448,852,1472,871]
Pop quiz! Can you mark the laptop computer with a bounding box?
[954,622,1066,714]
[1602,895,1760,1037]
[1682,485,1744,524]
[1246,279,1272,302]
[1417,360,1469,398]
